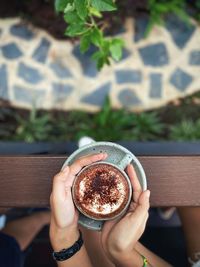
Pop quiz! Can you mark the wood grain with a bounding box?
[0,156,199,207]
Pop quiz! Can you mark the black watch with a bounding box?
[52,230,83,261]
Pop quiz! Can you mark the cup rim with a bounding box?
[64,141,147,191]
[72,161,133,221]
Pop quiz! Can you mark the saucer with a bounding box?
[62,141,147,231]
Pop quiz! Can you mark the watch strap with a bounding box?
[52,230,83,261]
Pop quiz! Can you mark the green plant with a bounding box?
[75,97,164,141]
[50,111,91,140]
[146,0,191,36]
[194,0,200,21]
[131,112,164,141]
[55,0,124,69]
[75,97,134,140]
[14,108,53,142]
[0,108,16,140]
[169,119,200,141]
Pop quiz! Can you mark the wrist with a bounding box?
[111,249,143,267]
[50,221,79,251]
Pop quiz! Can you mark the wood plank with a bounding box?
[0,156,199,207]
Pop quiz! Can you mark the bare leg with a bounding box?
[177,207,200,265]
[80,226,115,267]
[1,211,50,251]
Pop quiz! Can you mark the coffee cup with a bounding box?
[72,154,133,221]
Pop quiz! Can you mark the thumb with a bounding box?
[52,166,70,199]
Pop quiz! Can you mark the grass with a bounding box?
[0,92,200,143]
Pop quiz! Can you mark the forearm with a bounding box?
[111,249,145,267]
[50,224,93,267]
[135,242,172,267]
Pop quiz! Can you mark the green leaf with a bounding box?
[55,0,70,12]
[101,39,110,52]
[74,0,88,20]
[91,50,103,60]
[90,28,103,46]
[170,120,196,141]
[65,23,88,37]
[112,38,124,46]
[64,10,82,23]
[89,6,102,18]
[155,3,170,13]
[109,38,124,61]
[91,38,112,69]
[97,57,106,70]
[95,96,111,126]
[91,51,105,70]
[91,0,117,11]
[64,2,75,13]
[80,34,91,53]
[173,7,191,25]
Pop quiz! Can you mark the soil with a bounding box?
[0,0,154,39]
[0,0,178,39]
[0,0,67,39]
[0,0,199,39]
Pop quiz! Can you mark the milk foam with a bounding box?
[79,177,126,215]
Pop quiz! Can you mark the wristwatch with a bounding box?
[52,230,83,261]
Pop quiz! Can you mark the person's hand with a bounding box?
[50,153,107,251]
[101,164,150,264]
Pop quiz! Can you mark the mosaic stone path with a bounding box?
[0,16,200,111]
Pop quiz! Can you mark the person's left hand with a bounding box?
[101,164,150,263]
[50,153,107,251]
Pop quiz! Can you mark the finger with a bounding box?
[144,212,149,223]
[126,164,142,203]
[128,201,137,212]
[68,153,107,178]
[140,212,149,232]
[130,190,150,221]
[138,190,150,210]
[52,166,70,199]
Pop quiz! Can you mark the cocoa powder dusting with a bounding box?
[84,170,119,207]
[76,165,125,213]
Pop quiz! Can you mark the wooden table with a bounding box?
[0,155,199,209]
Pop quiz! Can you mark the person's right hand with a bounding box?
[49,153,107,251]
[101,165,150,265]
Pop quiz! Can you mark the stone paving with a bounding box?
[0,15,200,111]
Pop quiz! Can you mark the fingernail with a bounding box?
[146,190,150,198]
